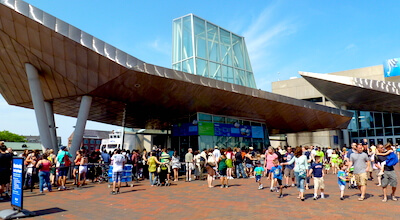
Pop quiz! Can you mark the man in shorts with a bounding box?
[348,143,370,201]
[375,144,398,202]
[185,148,194,182]
[283,147,295,187]
[56,146,72,191]
[111,150,126,195]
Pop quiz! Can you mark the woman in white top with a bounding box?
[171,151,180,182]
[281,146,309,201]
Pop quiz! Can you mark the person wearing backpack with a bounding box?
[56,146,72,191]
[206,149,216,188]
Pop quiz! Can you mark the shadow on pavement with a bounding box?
[118,189,146,194]
[33,207,67,217]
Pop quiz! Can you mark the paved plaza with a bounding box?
[1,169,400,220]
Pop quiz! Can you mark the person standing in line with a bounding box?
[36,152,52,193]
[218,154,228,188]
[56,146,72,191]
[0,144,12,198]
[347,143,370,201]
[225,147,234,180]
[234,148,247,179]
[206,149,217,188]
[78,150,88,187]
[185,148,194,182]
[111,149,126,195]
[171,151,181,182]
[147,151,161,186]
[73,150,82,185]
[160,148,172,182]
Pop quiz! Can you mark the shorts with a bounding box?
[162,164,171,173]
[74,165,79,170]
[313,177,325,190]
[284,168,294,178]
[275,178,282,186]
[219,169,227,177]
[58,167,69,177]
[79,165,87,174]
[112,171,123,182]
[354,173,368,186]
[245,163,253,169]
[266,169,271,176]
[339,185,345,191]
[255,175,261,182]
[381,171,398,188]
[206,165,216,176]
[0,169,11,185]
[226,159,233,168]
[186,163,194,170]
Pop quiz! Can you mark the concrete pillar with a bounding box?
[341,105,350,147]
[44,101,58,151]
[25,63,53,151]
[70,96,92,158]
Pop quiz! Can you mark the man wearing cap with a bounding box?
[56,146,72,190]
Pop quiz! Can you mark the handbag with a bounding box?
[299,170,306,179]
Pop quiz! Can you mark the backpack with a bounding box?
[63,153,71,167]
[386,152,399,166]
[207,154,216,166]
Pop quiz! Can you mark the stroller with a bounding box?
[155,164,170,186]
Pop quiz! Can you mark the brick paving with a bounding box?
[1,170,400,219]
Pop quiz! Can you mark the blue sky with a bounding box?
[1,0,400,145]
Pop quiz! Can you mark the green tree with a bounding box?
[0,130,26,142]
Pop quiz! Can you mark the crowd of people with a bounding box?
[1,140,399,203]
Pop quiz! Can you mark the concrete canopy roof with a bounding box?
[0,0,352,134]
[300,71,400,113]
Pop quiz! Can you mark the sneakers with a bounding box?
[291,184,295,187]
[321,195,325,199]
[279,194,283,198]
[313,196,318,200]
[276,188,280,193]
[221,185,225,188]
[249,176,255,178]
[340,197,344,200]
[225,185,229,188]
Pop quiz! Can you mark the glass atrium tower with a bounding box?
[172,14,257,88]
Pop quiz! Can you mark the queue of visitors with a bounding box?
[0,140,399,203]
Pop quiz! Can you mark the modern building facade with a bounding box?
[0,0,351,157]
[273,62,400,148]
[172,14,257,88]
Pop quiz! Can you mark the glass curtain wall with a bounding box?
[348,110,400,145]
[172,14,257,89]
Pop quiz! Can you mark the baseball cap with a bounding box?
[60,146,66,150]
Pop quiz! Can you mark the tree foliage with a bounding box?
[0,130,26,142]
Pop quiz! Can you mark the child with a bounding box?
[347,167,356,189]
[308,156,325,200]
[337,163,348,200]
[253,162,264,190]
[218,154,228,188]
[376,145,398,176]
[270,159,283,198]
[323,159,330,174]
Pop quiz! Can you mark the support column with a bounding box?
[341,105,350,147]
[25,63,53,151]
[44,101,58,151]
[70,96,92,158]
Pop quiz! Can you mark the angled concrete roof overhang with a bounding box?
[300,71,400,113]
[0,0,352,133]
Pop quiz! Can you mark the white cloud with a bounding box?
[239,4,299,90]
[148,37,171,56]
[345,43,356,50]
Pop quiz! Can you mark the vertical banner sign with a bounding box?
[11,158,24,211]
